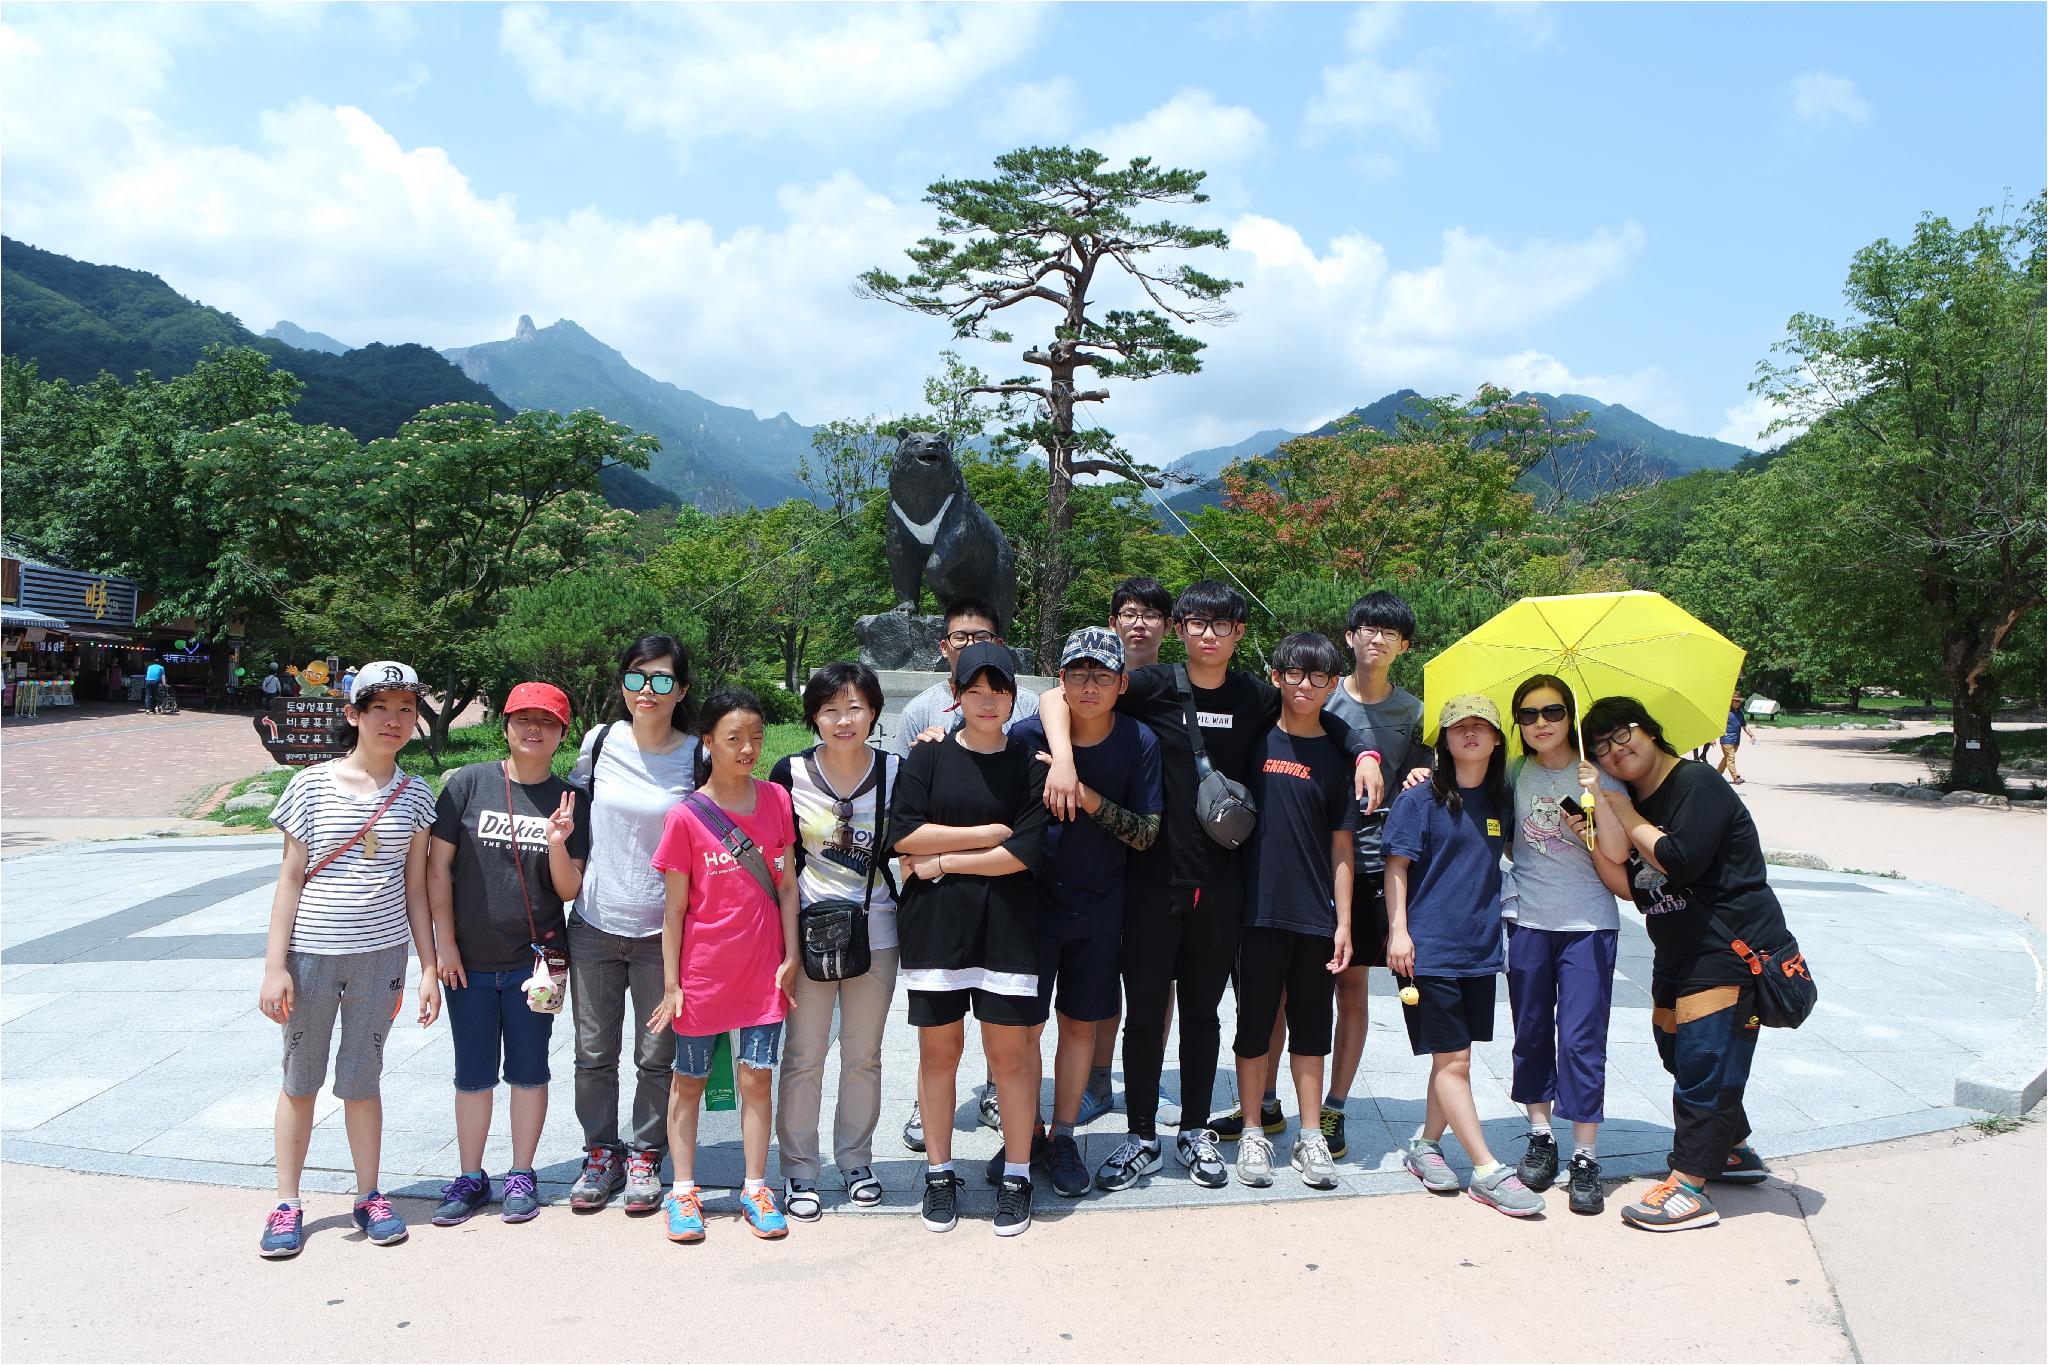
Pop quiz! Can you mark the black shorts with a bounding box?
[1232,925,1337,1058]
[907,986,1045,1029]
[1401,974,1497,1055]
[1352,869,1389,969]
[1036,905,1122,1023]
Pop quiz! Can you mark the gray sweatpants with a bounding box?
[281,943,410,1101]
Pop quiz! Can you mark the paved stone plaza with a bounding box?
[3,832,2036,1219]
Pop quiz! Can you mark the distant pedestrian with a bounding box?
[142,658,166,713]
[261,666,282,702]
[1716,696,1756,785]
[256,662,440,1259]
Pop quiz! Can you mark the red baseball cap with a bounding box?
[502,682,571,728]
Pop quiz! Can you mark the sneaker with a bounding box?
[1292,1132,1339,1190]
[993,1175,1033,1237]
[258,1203,303,1259]
[431,1172,491,1226]
[1566,1153,1604,1216]
[1158,1099,1183,1127]
[1174,1128,1229,1189]
[501,1170,540,1223]
[1468,1164,1545,1217]
[983,1128,1051,1185]
[569,1146,625,1211]
[1236,1130,1276,1188]
[1048,1134,1090,1197]
[1403,1138,1461,1193]
[1622,1175,1719,1232]
[902,1101,926,1154]
[1209,1098,1286,1141]
[978,1086,1001,1131]
[921,1170,963,1233]
[1664,1145,1770,1184]
[663,1189,706,1243]
[1319,1104,1349,1160]
[1516,1132,1560,1192]
[1075,1082,1115,1125]
[622,1150,664,1213]
[351,1191,409,1245]
[1094,1136,1162,1193]
[740,1185,789,1239]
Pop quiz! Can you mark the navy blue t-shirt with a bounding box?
[1248,726,1358,936]
[1010,714,1163,921]
[1382,781,1506,977]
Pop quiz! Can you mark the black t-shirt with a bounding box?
[885,734,1051,992]
[432,761,590,973]
[1117,665,1280,889]
[1248,727,1358,936]
[1010,715,1162,921]
[1628,759,1793,988]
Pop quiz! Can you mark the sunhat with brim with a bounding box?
[1437,692,1502,734]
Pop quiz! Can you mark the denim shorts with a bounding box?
[672,1022,783,1078]
[444,969,557,1091]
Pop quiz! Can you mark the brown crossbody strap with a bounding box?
[306,773,417,881]
[502,761,544,943]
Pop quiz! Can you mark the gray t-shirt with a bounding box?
[891,679,1040,758]
[568,721,699,938]
[1503,756,1625,933]
[432,762,590,972]
[1322,679,1426,872]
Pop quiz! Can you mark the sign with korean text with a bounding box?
[252,696,352,766]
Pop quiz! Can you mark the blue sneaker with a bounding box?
[741,1184,789,1240]
[351,1191,409,1246]
[259,1203,303,1259]
[431,1172,491,1226]
[664,1189,705,1244]
[501,1170,541,1223]
[1075,1084,1114,1126]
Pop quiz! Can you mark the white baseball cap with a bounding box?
[350,660,428,705]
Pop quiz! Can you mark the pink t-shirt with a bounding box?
[650,781,795,1036]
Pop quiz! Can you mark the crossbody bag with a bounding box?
[305,773,420,880]
[792,749,888,982]
[1709,906,1817,1029]
[1178,664,1258,848]
[502,762,571,1014]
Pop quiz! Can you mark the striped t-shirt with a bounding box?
[271,765,438,955]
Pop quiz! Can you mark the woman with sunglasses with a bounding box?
[564,635,698,1215]
[767,662,901,1219]
[1499,676,1631,1216]
[1580,696,1793,1233]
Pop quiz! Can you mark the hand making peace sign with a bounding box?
[544,789,577,848]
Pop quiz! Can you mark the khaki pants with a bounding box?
[776,946,899,1181]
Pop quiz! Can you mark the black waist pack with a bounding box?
[1179,665,1258,849]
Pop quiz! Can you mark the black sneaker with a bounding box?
[1567,1152,1604,1215]
[993,1175,1033,1236]
[1664,1145,1770,1184]
[1175,1128,1229,1189]
[1209,1098,1286,1141]
[1094,1136,1162,1193]
[982,1128,1051,1185]
[1516,1132,1560,1191]
[902,1101,925,1154]
[1319,1104,1349,1160]
[1048,1134,1090,1197]
[920,1170,963,1233]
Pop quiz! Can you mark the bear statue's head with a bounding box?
[894,428,959,477]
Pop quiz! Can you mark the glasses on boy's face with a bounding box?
[945,629,997,647]
[1061,667,1120,690]
[1177,617,1241,638]
[1589,723,1641,758]
[1114,609,1165,627]
[1351,626,1404,642]
[1277,668,1334,688]
[621,670,678,695]
[1515,703,1570,725]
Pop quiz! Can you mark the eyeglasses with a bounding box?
[1514,704,1570,725]
[1278,668,1334,688]
[1114,609,1165,627]
[945,629,997,647]
[622,671,678,696]
[1589,723,1641,758]
[1061,667,1120,690]
[1178,617,1242,638]
[1351,626,1405,642]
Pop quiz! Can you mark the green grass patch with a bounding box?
[1885,727,2045,760]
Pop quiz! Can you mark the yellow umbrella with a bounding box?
[1422,590,1746,759]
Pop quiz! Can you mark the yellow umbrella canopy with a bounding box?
[1421,591,1746,755]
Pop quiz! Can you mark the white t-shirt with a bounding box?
[891,678,1039,757]
[770,746,901,951]
[568,721,700,938]
[271,765,436,955]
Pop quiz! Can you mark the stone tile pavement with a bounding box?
[1,833,2038,1219]
[0,703,271,830]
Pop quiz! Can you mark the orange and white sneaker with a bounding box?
[1621,1175,1719,1232]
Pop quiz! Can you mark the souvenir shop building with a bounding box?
[1,546,235,709]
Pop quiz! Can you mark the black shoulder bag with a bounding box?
[1710,907,1817,1029]
[795,750,887,982]
[1178,664,1258,849]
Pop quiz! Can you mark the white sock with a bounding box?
[1575,1143,1597,1160]
[1003,1161,1029,1180]
[280,1197,303,1210]
[1528,1121,1549,1138]
[927,1162,953,1177]
[742,1177,764,1193]
[672,1182,699,1197]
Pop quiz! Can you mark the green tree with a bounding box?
[479,563,684,734]
[858,146,1238,659]
[1753,197,2046,789]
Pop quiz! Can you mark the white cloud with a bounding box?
[498,2,1047,163]
[1305,4,1439,146]
[1083,89,1268,194]
[1482,350,1681,426]
[385,61,430,98]
[1714,392,1801,450]
[1790,70,1871,128]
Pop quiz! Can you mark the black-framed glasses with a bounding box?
[622,670,678,695]
[1351,625,1404,642]
[1589,723,1640,758]
[1278,668,1334,688]
[945,629,997,647]
[1515,703,1570,725]
[1061,667,1120,690]
[1114,609,1165,626]
[1178,617,1242,638]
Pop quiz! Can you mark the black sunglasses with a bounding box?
[1514,703,1570,725]
[622,670,678,696]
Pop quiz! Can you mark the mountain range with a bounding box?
[262,320,351,355]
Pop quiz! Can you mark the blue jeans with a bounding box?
[445,969,556,1091]
[1653,981,1759,1176]
[672,1023,783,1078]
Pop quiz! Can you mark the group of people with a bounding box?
[253,577,1795,1257]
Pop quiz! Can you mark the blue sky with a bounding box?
[4,2,2041,464]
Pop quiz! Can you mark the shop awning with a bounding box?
[1,605,68,630]
[65,626,148,644]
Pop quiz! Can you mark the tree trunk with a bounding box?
[1945,635,2003,793]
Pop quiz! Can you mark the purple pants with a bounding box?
[1505,923,1617,1124]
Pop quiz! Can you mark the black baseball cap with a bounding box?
[951,641,1016,692]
